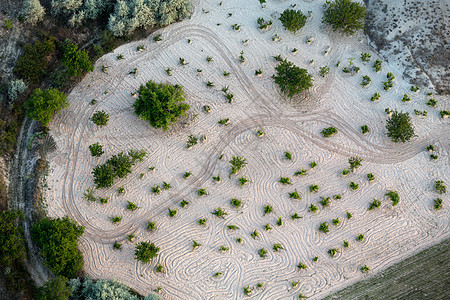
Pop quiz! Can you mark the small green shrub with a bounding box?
[89,143,104,157]
[309,184,319,192]
[309,203,318,212]
[435,180,446,194]
[279,177,292,185]
[135,241,159,263]
[361,125,370,134]
[212,207,227,219]
[368,199,381,210]
[62,39,94,77]
[91,111,109,127]
[279,9,307,33]
[321,127,338,137]
[328,248,339,257]
[319,222,329,233]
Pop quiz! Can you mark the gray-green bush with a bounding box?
[21,0,46,25]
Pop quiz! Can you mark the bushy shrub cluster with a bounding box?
[92,150,146,188]
[322,0,367,35]
[24,88,68,126]
[273,59,313,97]
[62,39,94,77]
[14,37,57,83]
[133,81,190,131]
[31,216,84,278]
[0,210,26,267]
[7,79,28,101]
[49,0,191,36]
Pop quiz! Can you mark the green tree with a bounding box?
[273,59,313,97]
[0,210,26,266]
[91,111,109,127]
[322,0,367,35]
[279,9,307,33]
[62,39,94,77]
[31,216,84,278]
[135,241,160,263]
[92,162,115,188]
[133,81,190,130]
[386,110,415,142]
[89,142,104,157]
[36,276,72,300]
[25,88,68,126]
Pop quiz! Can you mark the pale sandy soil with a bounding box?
[44,0,449,299]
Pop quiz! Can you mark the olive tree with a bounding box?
[322,0,367,35]
[21,0,46,25]
[386,110,415,142]
[273,59,313,97]
[133,80,190,131]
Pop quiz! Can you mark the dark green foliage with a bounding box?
[294,169,308,176]
[426,98,437,107]
[168,208,177,217]
[180,200,189,208]
[279,177,292,185]
[319,196,331,207]
[279,9,307,33]
[62,40,94,77]
[273,243,284,252]
[309,205,319,215]
[92,151,144,188]
[361,125,370,134]
[435,181,446,194]
[133,81,190,131]
[113,241,122,249]
[187,135,198,148]
[313,256,319,262]
[192,240,202,250]
[230,156,248,175]
[273,59,313,97]
[251,229,259,239]
[309,184,319,192]
[91,110,109,127]
[319,222,329,233]
[31,216,84,278]
[0,210,26,267]
[263,204,273,216]
[373,59,382,72]
[197,188,207,196]
[285,151,292,160]
[385,190,400,206]
[231,198,242,208]
[433,198,442,210]
[346,211,353,219]
[25,88,68,126]
[348,156,363,169]
[367,173,375,182]
[147,221,156,230]
[134,241,159,263]
[361,265,370,273]
[197,219,207,226]
[89,142,104,157]
[368,199,381,210]
[328,248,339,257]
[259,248,268,258]
[14,37,56,83]
[183,171,192,179]
[350,181,359,190]
[343,240,349,248]
[227,225,239,230]
[332,218,340,226]
[36,276,72,300]
[289,189,301,199]
[127,201,139,211]
[321,127,338,137]
[110,216,122,224]
[212,207,227,219]
[291,212,302,220]
[127,233,135,242]
[322,0,367,35]
[276,217,283,226]
[310,161,317,168]
[357,234,365,241]
[297,262,307,270]
[218,245,229,252]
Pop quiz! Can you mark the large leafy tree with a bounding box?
[279,9,307,33]
[0,210,26,267]
[386,110,415,142]
[62,39,94,77]
[31,216,84,278]
[273,60,313,98]
[322,0,367,35]
[133,81,190,131]
[24,88,68,126]
[36,276,72,300]
[135,241,160,263]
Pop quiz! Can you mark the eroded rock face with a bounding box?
[364,0,449,94]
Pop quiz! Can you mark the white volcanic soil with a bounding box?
[45,0,449,299]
